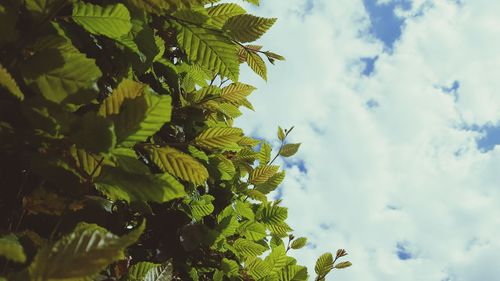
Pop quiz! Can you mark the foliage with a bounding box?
[0,0,350,280]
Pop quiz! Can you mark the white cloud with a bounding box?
[235,0,500,280]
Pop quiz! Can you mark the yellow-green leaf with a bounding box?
[250,165,279,185]
[207,3,246,28]
[247,50,267,80]
[280,143,301,157]
[195,127,243,150]
[146,146,209,185]
[291,237,307,250]
[0,64,23,100]
[315,252,333,277]
[99,79,146,116]
[0,235,26,263]
[72,2,132,39]
[223,14,276,43]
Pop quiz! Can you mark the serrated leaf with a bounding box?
[223,14,276,43]
[238,136,260,147]
[146,146,209,185]
[234,200,254,220]
[143,263,173,281]
[247,50,267,80]
[175,22,239,81]
[280,143,300,157]
[188,145,209,162]
[240,221,266,241]
[128,262,160,281]
[233,238,267,257]
[29,222,144,280]
[221,258,239,276]
[195,127,243,150]
[114,93,172,147]
[21,37,101,103]
[95,167,186,203]
[291,237,307,250]
[220,82,256,103]
[245,189,267,202]
[260,204,288,226]
[173,9,209,24]
[250,165,279,185]
[257,142,272,165]
[0,64,23,100]
[189,195,215,220]
[246,257,272,279]
[278,126,285,141]
[99,79,145,116]
[128,0,216,14]
[315,253,333,277]
[207,3,246,28]
[72,2,132,38]
[280,265,308,281]
[71,147,103,178]
[0,235,26,263]
[334,261,352,269]
[256,171,285,194]
[265,244,287,274]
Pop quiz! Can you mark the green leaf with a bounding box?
[21,37,102,103]
[128,262,160,281]
[334,261,352,269]
[265,244,287,274]
[29,222,144,280]
[220,82,256,103]
[99,79,146,116]
[95,167,186,203]
[195,127,243,150]
[223,14,276,43]
[314,253,333,277]
[72,2,132,38]
[280,143,301,157]
[143,263,173,281]
[188,145,209,162]
[235,200,254,220]
[114,92,172,147]
[257,142,272,165]
[246,257,272,279]
[280,265,308,281]
[221,258,239,276]
[207,3,246,28]
[188,195,215,220]
[71,147,103,178]
[278,126,285,141]
[256,170,285,194]
[247,50,267,80]
[239,221,266,241]
[250,165,279,185]
[290,237,307,250]
[0,64,23,100]
[232,238,267,257]
[146,146,209,185]
[0,235,26,263]
[71,112,116,153]
[175,22,239,81]
[259,204,288,226]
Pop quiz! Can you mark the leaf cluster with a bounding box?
[0,0,350,280]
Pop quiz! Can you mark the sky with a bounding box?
[234,0,500,280]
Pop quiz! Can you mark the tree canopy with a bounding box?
[0,0,350,280]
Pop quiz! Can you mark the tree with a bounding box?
[0,0,351,280]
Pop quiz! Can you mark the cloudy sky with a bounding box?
[234,0,500,280]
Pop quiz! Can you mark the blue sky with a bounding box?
[237,0,500,280]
